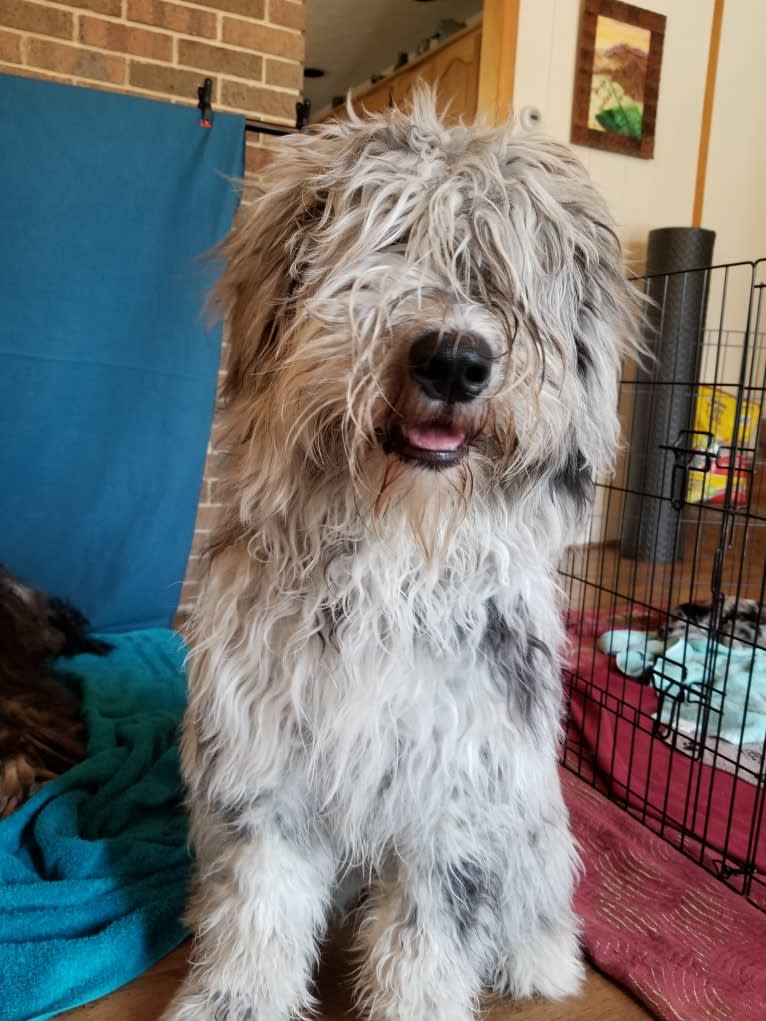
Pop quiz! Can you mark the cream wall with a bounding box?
[701,1,766,266]
[701,1,766,455]
[512,0,714,267]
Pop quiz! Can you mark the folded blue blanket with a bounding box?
[600,629,766,747]
[0,629,191,1021]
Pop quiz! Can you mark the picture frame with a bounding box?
[571,0,666,159]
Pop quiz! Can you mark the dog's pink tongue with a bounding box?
[404,424,466,452]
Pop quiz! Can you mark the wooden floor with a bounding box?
[59,937,651,1021]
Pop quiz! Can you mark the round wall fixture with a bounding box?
[519,106,543,131]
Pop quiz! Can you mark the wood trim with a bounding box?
[692,0,725,227]
[477,0,520,123]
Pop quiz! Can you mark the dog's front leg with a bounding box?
[491,796,584,1001]
[353,858,489,1021]
[161,804,335,1021]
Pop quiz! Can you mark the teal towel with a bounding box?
[0,629,191,1021]
[599,629,766,746]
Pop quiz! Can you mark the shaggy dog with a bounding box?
[164,94,639,1021]
[0,565,110,818]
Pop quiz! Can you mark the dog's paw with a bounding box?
[493,926,585,1001]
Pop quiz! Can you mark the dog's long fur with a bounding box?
[0,565,110,818]
[164,94,639,1021]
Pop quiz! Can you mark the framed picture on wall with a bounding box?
[571,0,666,159]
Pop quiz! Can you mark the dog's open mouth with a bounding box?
[385,420,468,469]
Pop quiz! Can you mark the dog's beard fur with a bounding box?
[165,92,641,1021]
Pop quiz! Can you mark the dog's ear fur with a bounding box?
[495,132,641,497]
[210,147,331,406]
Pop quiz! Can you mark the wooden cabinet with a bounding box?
[425,25,482,122]
[347,79,389,117]
[326,24,482,126]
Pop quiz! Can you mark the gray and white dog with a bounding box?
[164,93,638,1021]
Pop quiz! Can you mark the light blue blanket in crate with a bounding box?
[600,629,766,747]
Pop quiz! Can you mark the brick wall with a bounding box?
[0,0,305,614]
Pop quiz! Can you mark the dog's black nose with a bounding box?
[409,332,493,404]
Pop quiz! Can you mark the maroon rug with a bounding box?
[563,770,766,1020]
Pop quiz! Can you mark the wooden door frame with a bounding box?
[477,0,521,124]
[692,0,725,227]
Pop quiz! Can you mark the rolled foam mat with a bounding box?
[620,227,716,562]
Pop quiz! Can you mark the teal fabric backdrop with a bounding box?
[0,73,244,629]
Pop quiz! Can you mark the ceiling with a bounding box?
[304,0,483,118]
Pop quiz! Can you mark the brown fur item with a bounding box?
[0,565,111,818]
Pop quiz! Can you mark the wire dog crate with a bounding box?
[560,258,766,912]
